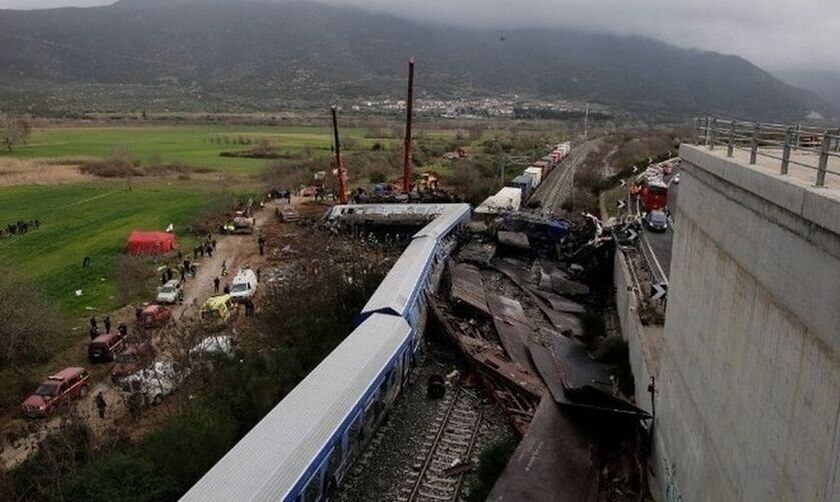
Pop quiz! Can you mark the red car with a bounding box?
[138,305,172,329]
[88,332,127,363]
[21,367,91,418]
[111,343,155,382]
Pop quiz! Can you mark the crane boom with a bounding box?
[402,57,415,194]
[331,106,349,204]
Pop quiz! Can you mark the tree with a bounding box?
[0,270,65,371]
[1,113,31,152]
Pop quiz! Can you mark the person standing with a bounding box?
[214,276,220,294]
[95,392,107,419]
[257,236,266,256]
[103,316,111,334]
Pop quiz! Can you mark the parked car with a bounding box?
[156,279,183,305]
[138,305,172,329]
[21,367,91,418]
[201,294,235,329]
[229,268,258,303]
[88,331,127,363]
[190,336,235,359]
[111,342,155,382]
[189,336,236,371]
[121,360,189,407]
[645,210,669,232]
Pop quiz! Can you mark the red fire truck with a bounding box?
[632,176,669,212]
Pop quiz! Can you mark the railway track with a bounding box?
[399,387,483,502]
[532,138,601,218]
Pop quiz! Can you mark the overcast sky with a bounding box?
[0,0,837,71]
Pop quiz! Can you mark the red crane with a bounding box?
[402,57,415,194]
[330,106,349,204]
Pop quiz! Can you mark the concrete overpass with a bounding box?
[647,142,840,500]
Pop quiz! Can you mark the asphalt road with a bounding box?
[644,171,679,277]
[635,166,680,280]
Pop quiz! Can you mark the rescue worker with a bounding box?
[95,392,107,419]
[221,260,227,277]
[257,236,266,256]
[214,276,220,294]
[89,316,97,330]
[206,243,213,258]
[103,316,111,334]
[89,325,99,340]
[83,256,91,268]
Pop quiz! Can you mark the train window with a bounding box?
[304,471,322,502]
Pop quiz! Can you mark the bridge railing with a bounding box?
[694,117,840,187]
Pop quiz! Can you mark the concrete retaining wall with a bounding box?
[653,145,840,501]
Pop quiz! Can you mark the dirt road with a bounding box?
[0,199,283,470]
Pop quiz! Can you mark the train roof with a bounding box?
[325,203,466,222]
[180,313,412,502]
[360,236,437,319]
[411,204,471,240]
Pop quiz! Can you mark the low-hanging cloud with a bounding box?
[1,0,837,71]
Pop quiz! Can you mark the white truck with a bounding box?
[229,268,258,303]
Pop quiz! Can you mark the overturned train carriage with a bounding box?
[183,204,471,502]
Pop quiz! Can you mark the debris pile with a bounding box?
[429,211,650,500]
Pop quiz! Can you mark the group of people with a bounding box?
[1,219,40,238]
[192,234,217,260]
[88,315,127,340]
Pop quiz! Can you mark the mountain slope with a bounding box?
[774,68,840,110]
[0,0,832,119]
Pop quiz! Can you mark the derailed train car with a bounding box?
[182,203,471,502]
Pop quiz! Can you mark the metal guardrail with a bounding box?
[694,117,840,187]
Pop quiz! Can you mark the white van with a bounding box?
[229,268,258,303]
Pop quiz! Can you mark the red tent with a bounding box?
[127,231,177,256]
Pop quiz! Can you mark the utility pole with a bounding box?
[583,103,590,139]
[402,57,415,194]
[331,106,349,204]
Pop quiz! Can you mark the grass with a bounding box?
[602,184,629,218]
[0,181,220,318]
[2,125,412,176]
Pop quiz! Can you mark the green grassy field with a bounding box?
[2,125,406,175]
[0,182,220,317]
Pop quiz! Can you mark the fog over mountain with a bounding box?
[2,0,837,73]
[0,0,834,118]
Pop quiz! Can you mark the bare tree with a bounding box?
[1,113,31,152]
[0,271,64,371]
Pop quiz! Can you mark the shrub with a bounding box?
[115,256,154,306]
[369,170,387,184]
[139,405,239,492]
[0,270,65,370]
[466,439,518,502]
[66,453,180,502]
